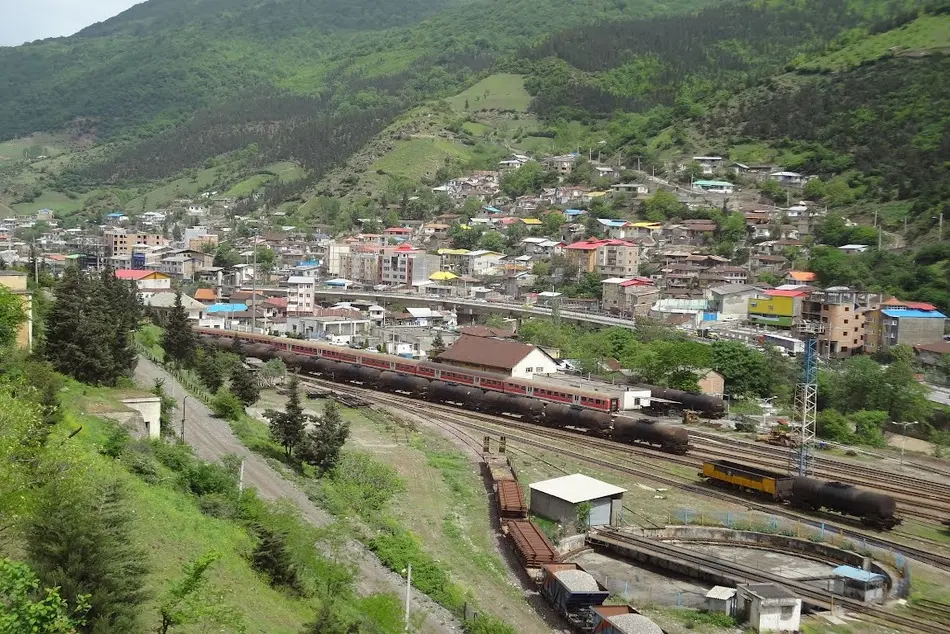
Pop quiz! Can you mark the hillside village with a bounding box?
[2,149,946,371]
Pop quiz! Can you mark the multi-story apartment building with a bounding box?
[601,277,658,317]
[795,288,883,358]
[337,247,382,286]
[863,297,948,353]
[564,239,639,278]
[287,276,317,314]
[104,229,167,258]
[379,244,440,287]
[747,288,808,329]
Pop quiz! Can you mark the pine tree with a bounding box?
[428,332,446,358]
[162,290,196,366]
[76,278,122,386]
[298,398,349,473]
[229,363,259,407]
[250,523,302,593]
[230,335,244,358]
[100,269,138,378]
[195,350,225,393]
[28,478,148,633]
[264,374,309,458]
[44,266,87,378]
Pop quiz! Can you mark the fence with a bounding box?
[136,342,214,407]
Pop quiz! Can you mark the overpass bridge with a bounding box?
[246,288,638,330]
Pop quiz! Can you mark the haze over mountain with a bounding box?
[0,0,144,46]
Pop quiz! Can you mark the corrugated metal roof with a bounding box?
[529,473,626,504]
[881,309,947,319]
[706,586,737,600]
[206,303,247,313]
[832,566,884,583]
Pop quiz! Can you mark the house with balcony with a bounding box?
[864,298,948,354]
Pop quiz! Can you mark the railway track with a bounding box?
[299,378,950,574]
[591,530,949,634]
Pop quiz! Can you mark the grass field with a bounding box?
[796,14,950,72]
[0,132,69,160]
[264,161,308,182]
[126,165,225,211]
[225,174,276,198]
[447,74,532,113]
[12,190,87,215]
[373,138,471,180]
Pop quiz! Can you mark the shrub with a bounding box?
[211,389,244,420]
[178,462,238,497]
[151,439,195,471]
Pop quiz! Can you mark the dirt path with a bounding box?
[134,358,460,634]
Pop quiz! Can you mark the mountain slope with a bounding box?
[0,0,712,141]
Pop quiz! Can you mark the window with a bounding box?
[781,606,794,619]
[844,320,849,324]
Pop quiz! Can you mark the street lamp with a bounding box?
[894,420,918,471]
[401,563,412,633]
[181,395,189,442]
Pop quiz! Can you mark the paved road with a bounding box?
[134,358,459,633]
[926,383,950,406]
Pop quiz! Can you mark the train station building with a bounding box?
[435,335,559,379]
[529,473,626,528]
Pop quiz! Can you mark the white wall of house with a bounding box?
[511,348,559,379]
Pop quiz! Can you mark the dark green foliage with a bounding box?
[162,290,197,367]
[298,399,350,473]
[264,375,311,458]
[710,340,776,397]
[195,349,225,393]
[151,379,178,437]
[229,364,259,407]
[429,332,446,358]
[44,266,138,387]
[102,425,132,459]
[300,602,359,634]
[178,461,239,498]
[250,523,303,593]
[369,527,466,612]
[211,390,245,420]
[27,478,148,634]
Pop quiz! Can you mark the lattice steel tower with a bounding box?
[794,321,823,476]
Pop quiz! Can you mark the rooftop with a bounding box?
[832,566,884,583]
[437,335,540,370]
[529,473,626,504]
[740,583,798,601]
[916,340,950,355]
[787,271,817,282]
[705,586,737,601]
[881,309,947,319]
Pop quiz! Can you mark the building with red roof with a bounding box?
[565,239,640,278]
[114,269,171,296]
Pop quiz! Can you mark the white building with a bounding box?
[736,584,801,634]
[692,156,724,175]
[436,335,559,379]
[289,314,372,345]
[287,276,317,314]
[460,250,506,276]
[529,474,626,527]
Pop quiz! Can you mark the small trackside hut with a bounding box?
[530,474,626,528]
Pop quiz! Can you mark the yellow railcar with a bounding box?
[701,460,794,501]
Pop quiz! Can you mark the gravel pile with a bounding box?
[608,614,663,634]
[554,569,599,592]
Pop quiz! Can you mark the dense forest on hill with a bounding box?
[0,0,710,142]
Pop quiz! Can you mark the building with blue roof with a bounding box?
[865,298,948,353]
[206,303,248,314]
[831,565,886,602]
[693,180,735,194]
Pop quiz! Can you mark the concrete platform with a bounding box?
[678,543,836,581]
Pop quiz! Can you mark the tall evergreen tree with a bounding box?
[162,290,196,366]
[195,350,225,393]
[100,269,138,378]
[428,332,446,358]
[264,374,309,458]
[250,523,302,593]
[44,266,87,378]
[229,363,259,407]
[28,478,148,633]
[298,399,349,473]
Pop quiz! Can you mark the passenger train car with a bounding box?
[198,328,691,454]
[198,328,620,411]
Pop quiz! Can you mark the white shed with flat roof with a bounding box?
[529,474,626,528]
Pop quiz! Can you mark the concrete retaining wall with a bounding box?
[624,526,891,587]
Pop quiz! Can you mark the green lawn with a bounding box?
[797,14,950,72]
[372,138,471,180]
[263,161,307,182]
[447,73,532,112]
[0,132,68,160]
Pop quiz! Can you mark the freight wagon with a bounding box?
[701,460,901,529]
[541,563,610,630]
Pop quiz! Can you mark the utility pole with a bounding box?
[180,395,189,442]
[252,209,261,333]
[239,459,245,492]
[403,563,412,633]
